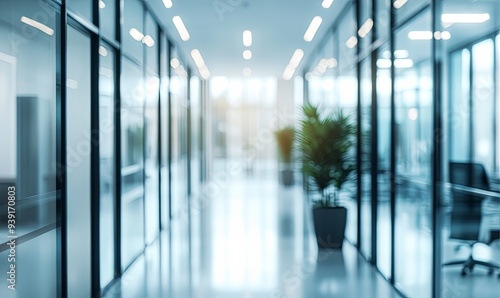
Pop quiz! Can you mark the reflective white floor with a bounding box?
[104,161,400,298]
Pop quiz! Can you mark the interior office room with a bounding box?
[0,0,500,297]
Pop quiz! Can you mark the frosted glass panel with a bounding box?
[66,26,92,298]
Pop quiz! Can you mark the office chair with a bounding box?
[444,162,500,277]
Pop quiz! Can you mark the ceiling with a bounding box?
[145,0,348,77]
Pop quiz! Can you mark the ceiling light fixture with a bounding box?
[20,16,54,36]
[243,30,252,47]
[358,18,373,38]
[394,58,414,69]
[441,13,490,24]
[304,16,323,42]
[142,35,155,47]
[199,65,210,80]
[377,59,392,69]
[243,68,252,76]
[191,49,206,68]
[99,46,108,57]
[322,0,334,9]
[393,0,408,9]
[172,16,190,41]
[289,49,304,68]
[243,50,252,60]
[129,28,144,41]
[99,0,106,9]
[170,58,180,69]
[163,0,173,8]
[408,31,433,40]
[283,64,295,81]
[346,36,358,48]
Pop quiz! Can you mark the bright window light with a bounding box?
[304,16,322,42]
[394,58,414,69]
[243,50,252,60]
[322,0,334,9]
[163,0,173,9]
[441,13,490,24]
[408,31,433,40]
[289,49,304,68]
[172,16,190,41]
[394,50,409,59]
[243,30,252,47]
[20,16,54,36]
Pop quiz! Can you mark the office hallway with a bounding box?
[103,161,400,298]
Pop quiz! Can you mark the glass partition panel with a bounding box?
[394,8,433,297]
[376,44,392,279]
[66,26,92,298]
[99,43,115,288]
[0,1,58,296]
[121,57,145,268]
[160,34,170,229]
[99,0,116,41]
[67,0,93,22]
[123,0,144,63]
[360,57,372,259]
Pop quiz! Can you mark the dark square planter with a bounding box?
[280,169,294,186]
[312,206,347,249]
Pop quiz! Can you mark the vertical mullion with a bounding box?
[431,0,444,297]
[355,0,363,251]
[469,45,474,162]
[158,28,163,231]
[114,0,124,280]
[168,42,173,221]
[370,0,378,267]
[493,38,498,172]
[58,1,68,297]
[389,0,396,285]
[91,0,101,296]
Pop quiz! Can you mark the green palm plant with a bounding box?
[296,103,356,207]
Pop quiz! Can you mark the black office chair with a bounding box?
[444,162,500,277]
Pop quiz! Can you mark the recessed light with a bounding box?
[408,31,433,40]
[346,36,358,48]
[129,28,144,41]
[393,0,408,9]
[142,35,155,47]
[172,16,190,41]
[243,68,252,76]
[394,50,409,59]
[304,16,322,42]
[99,46,108,57]
[358,18,373,38]
[99,0,106,9]
[289,49,304,68]
[170,58,180,69]
[191,49,206,68]
[243,50,252,60]
[243,30,252,47]
[394,58,413,69]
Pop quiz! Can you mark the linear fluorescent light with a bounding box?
[327,58,337,68]
[283,65,295,81]
[289,49,304,68]
[129,28,144,41]
[394,58,413,69]
[304,16,322,42]
[358,18,373,38]
[199,65,210,80]
[393,0,408,9]
[346,36,358,48]
[441,13,490,24]
[243,30,252,47]
[191,49,206,68]
[20,16,54,36]
[172,16,190,41]
[142,35,155,47]
[408,31,433,40]
[163,0,173,8]
[322,0,334,9]
[243,50,252,60]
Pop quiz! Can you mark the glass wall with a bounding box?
[99,42,116,289]
[0,1,59,296]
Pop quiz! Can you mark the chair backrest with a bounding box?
[448,162,490,241]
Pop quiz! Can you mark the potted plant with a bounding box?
[297,103,356,249]
[274,126,295,186]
